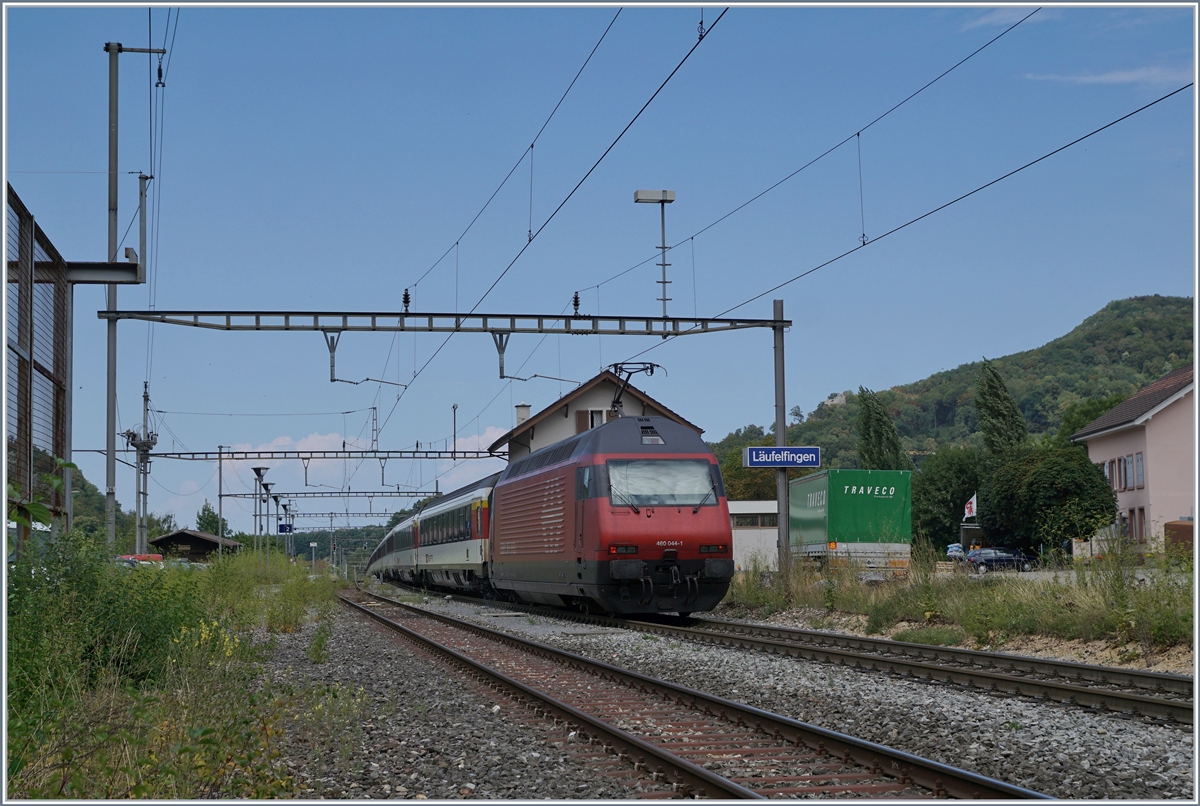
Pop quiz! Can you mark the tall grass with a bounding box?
[6,534,341,798]
[722,538,1192,652]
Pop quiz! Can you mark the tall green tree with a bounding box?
[979,446,1116,548]
[856,387,912,471]
[976,359,1027,457]
[195,499,229,536]
[911,446,984,550]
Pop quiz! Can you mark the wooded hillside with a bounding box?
[710,295,1193,477]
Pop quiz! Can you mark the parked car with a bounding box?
[965,547,1035,574]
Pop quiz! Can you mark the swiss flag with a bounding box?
[964,493,978,519]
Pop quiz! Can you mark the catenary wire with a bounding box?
[403,8,622,293]
[376,8,728,442]
[614,82,1194,364]
[581,6,1041,294]
[361,9,625,439]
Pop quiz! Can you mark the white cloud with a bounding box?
[1024,65,1194,85]
[961,8,1049,31]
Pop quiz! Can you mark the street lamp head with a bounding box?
[262,482,274,494]
[251,466,269,480]
[272,495,280,505]
[634,189,675,203]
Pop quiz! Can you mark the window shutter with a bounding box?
[575,410,589,434]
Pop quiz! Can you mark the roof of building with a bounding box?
[486,370,702,454]
[150,529,243,549]
[1071,365,1194,442]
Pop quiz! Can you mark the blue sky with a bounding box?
[5,4,1195,534]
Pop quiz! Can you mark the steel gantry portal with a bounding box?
[100,305,794,570]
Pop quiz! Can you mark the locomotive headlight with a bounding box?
[609,545,638,555]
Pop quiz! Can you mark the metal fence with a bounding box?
[6,183,72,531]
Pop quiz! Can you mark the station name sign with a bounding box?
[742,447,821,468]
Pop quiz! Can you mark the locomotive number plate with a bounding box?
[656,541,683,547]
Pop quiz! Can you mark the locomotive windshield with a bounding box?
[607,460,719,507]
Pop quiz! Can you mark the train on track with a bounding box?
[365,416,735,615]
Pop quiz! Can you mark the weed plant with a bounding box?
[6,535,341,798]
[722,534,1192,652]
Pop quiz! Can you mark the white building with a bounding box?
[728,500,780,571]
[486,370,701,460]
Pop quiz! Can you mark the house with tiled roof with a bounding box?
[1071,365,1194,546]
[487,370,701,461]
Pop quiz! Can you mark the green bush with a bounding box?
[719,543,1192,651]
[6,538,343,798]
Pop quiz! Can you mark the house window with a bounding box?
[1102,462,1110,485]
[575,409,612,434]
[1137,506,1146,543]
[732,514,759,527]
[1116,457,1125,491]
[1135,452,1144,488]
[760,513,778,528]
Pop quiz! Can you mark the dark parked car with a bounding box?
[965,547,1035,574]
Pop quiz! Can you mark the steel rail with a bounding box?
[352,590,1049,799]
[689,616,1195,697]
[377,581,1192,724]
[617,618,1193,724]
[338,594,759,799]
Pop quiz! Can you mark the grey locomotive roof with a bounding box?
[499,416,714,485]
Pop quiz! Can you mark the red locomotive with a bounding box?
[367,415,734,616]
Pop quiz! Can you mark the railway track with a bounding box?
[341,588,1047,799]
[376,580,1193,725]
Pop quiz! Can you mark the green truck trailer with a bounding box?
[789,469,912,571]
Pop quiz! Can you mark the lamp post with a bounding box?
[272,494,281,554]
[281,502,291,557]
[251,467,269,555]
[634,189,675,320]
[261,482,275,554]
[452,403,458,460]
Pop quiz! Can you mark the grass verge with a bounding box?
[6,533,342,798]
[723,537,1192,653]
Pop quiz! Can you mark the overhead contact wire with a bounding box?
[398,9,728,400]
[405,8,622,292]
[372,9,623,435]
[584,6,1041,293]
[617,82,1194,363]
[377,8,723,439]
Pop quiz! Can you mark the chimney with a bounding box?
[515,402,531,425]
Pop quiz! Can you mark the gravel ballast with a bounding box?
[406,596,1194,800]
[264,607,634,799]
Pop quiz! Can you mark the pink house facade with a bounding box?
[1071,366,1195,547]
